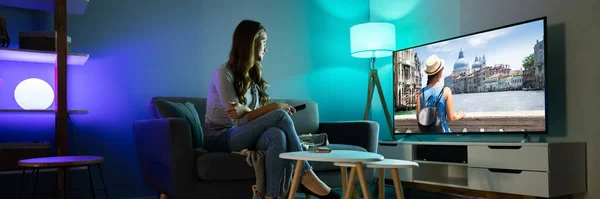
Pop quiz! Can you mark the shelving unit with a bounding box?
[0,48,89,65]
[1,0,89,198]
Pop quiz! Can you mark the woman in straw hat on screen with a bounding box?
[416,54,465,132]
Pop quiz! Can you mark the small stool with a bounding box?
[335,159,419,199]
[17,156,108,199]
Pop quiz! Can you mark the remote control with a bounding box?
[294,104,307,111]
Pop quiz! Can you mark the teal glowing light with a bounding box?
[313,0,368,20]
[350,22,396,58]
[370,0,422,21]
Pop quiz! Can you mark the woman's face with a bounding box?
[255,31,268,62]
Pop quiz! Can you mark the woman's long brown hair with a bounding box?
[227,19,270,107]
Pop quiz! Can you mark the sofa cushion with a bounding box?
[308,144,368,172]
[152,99,204,149]
[195,152,256,181]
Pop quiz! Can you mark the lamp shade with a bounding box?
[350,22,396,58]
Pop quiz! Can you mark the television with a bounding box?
[393,17,547,134]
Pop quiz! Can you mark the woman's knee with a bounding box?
[265,127,287,151]
[269,109,295,128]
[270,109,289,118]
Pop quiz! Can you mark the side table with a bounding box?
[335,159,419,199]
[17,156,108,199]
[279,150,383,199]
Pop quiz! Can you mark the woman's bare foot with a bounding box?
[301,170,331,195]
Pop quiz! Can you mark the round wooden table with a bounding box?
[335,159,419,199]
[17,156,108,199]
[279,150,384,199]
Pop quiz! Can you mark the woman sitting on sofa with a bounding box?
[203,19,340,199]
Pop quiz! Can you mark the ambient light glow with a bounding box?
[14,78,55,110]
[0,48,89,66]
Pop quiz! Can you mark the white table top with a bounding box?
[279,150,383,163]
[334,159,419,169]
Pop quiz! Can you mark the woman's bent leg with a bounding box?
[226,109,311,172]
[255,127,287,197]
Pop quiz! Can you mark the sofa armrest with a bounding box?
[133,118,197,197]
[318,121,379,153]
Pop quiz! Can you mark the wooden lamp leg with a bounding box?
[364,70,375,120]
[373,70,396,140]
[364,68,396,140]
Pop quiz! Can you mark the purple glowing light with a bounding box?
[0,48,89,66]
[14,78,55,110]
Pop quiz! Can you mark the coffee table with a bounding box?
[279,150,383,199]
[335,159,419,199]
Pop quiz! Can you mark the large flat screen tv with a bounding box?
[393,17,547,134]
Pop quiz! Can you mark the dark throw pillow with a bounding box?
[153,99,204,149]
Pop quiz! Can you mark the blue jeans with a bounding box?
[206,109,312,197]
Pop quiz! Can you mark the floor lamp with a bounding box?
[350,22,396,140]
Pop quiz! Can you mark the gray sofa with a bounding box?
[133,97,380,199]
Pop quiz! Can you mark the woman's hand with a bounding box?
[271,102,296,115]
[227,102,251,119]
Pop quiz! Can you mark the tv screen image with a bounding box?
[393,17,546,134]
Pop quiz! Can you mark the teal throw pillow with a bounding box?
[154,99,204,149]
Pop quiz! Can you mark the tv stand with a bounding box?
[378,140,587,198]
[396,134,421,142]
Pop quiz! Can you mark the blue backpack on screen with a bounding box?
[418,87,445,133]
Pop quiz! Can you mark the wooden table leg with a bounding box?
[341,167,348,196]
[344,167,357,199]
[288,160,304,199]
[378,168,384,199]
[355,162,371,199]
[391,168,404,199]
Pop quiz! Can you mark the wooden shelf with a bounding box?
[0,109,88,114]
[0,48,89,65]
[0,0,89,15]
[414,160,468,167]
[413,162,469,188]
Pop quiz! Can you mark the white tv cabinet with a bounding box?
[378,140,587,198]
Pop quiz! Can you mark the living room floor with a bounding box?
[291,185,472,199]
[136,185,475,199]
